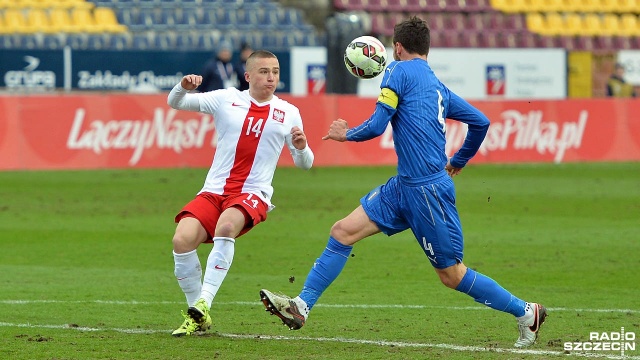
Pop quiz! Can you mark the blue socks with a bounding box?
[299,236,352,310]
[297,237,526,317]
[455,268,526,317]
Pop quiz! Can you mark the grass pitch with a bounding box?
[0,163,639,360]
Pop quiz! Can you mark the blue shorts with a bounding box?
[360,170,464,269]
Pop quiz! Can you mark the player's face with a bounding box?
[247,57,279,102]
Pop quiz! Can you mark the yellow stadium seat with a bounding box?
[582,13,603,36]
[93,7,127,33]
[619,13,640,36]
[611,0,639,12]
[0,12,6,34]
[26,8,53,32]
[49,8,75,32]
[564,13,584,35]
[538,0,564,11]
[3,8,31,33]
[66,0,95,9]
[544,12,565,36]
[491,0,528,12]
[560,0,583,11]
[71,7,99,32]
[601,14,621,35]
[490,0,507,11]
[526,12,546,34]
[525,0,546,11]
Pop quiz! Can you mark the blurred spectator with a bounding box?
[199,41,238,92]
[234,42,253,91]
[606,63,636,98]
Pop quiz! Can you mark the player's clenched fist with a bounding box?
[290,126,308,150]
[322,119,348,142]
[181,75,202,91]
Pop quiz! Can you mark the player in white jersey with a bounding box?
[166,50,314,336]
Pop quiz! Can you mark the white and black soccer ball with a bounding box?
[344,36,387,79]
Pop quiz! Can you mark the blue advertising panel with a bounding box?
[0,49,65,90]
[0,49,291,93]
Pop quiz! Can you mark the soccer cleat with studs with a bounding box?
[172,299,212,337]
[260,289,306,330]
[514,303,547,348]
[187,298,212,332]
[171,311,200,337]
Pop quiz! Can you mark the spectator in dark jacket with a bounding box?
[199,41,238,92]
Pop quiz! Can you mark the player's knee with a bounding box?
[215,221,240,238]
[436,269,464,289]
[172,232,195,253]
[329,220,357,245]
[438,274,460,289]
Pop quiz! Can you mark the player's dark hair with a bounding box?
[393,16,430,56]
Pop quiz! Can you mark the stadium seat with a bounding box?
[71,8,100,33]
[582,14,603,36]
[503,14,525,31]
[612,35,633,49]
[50,8,81,33]
[517,31,537,47]
[601,14,621,36]
[446,13,467,32]
[26,8,53,33]
[610,0,638,13]
[544,12,565,36]
[619,14,640,36]
[574,35,594,50]
[0,11,7,35]
[564,13,584,36]
[3,9,31,33]
[43,33,66,48]
[93,7,128,33]
[154,32,176,49]
[537,0,564,11]
[525,12,545,34]
[109,32,131,49]
[462,0,491,12]
[66,32,89,48]
[556,35,575,50]
[18,34,43,48]
[584,0,607,11]
[490,0,528,12]
[87,33,109,49]
[536,34,557,47]
[466,13,486,31]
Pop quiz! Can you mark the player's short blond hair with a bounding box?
[246,50,278,71]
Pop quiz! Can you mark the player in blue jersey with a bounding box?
[259,16,546,348]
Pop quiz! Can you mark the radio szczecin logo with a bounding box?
[564,327,636,356]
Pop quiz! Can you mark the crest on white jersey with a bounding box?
[272,109,285,123]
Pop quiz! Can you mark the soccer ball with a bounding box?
[344,36,387,79]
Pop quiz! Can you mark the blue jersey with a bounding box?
[346,58,490,179]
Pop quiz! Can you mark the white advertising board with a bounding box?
[290,46,327,96]
[359,48,567,99]
[616,50,640,85]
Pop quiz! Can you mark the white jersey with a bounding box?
[168,86,314,210]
